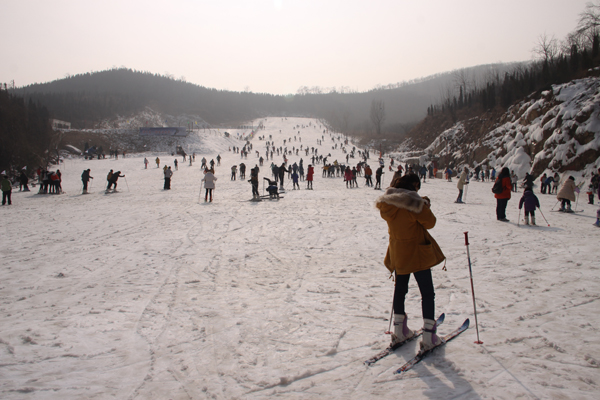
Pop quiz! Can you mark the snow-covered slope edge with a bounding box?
[418,77,600,178]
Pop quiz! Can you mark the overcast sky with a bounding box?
[0,0,590,95]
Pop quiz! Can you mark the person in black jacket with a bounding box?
[108,171,124,191]
[81,169,93,193]
[19,170,29,192]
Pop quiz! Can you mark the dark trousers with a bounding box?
[164,177,171,189]
[496,198,509,220]
[394,269,435,320]
[83,180,89,191]
[2,190,11,205]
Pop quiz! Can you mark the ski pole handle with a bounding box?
[464,231,469,246]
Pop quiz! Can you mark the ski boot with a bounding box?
[420,318,443,352]
[524,215,529,225]
[391,314,414,346]
[531,216,536,226]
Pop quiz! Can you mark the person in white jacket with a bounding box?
[456,167,469,203]
[202,168,217,202]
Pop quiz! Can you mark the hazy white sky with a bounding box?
[0,0,589,94]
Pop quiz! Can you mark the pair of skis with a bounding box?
[364,314,469,375]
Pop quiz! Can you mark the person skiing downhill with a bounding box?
[519,187,541,225]
[375,174,446,352]
[557,176,579,212]
[81,169,93,193]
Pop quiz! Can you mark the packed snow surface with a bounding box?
[1,117,599,399]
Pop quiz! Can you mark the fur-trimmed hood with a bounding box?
[375,188,424,214]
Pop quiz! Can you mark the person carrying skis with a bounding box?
[557,176,578,212]
[201,168,217,202]
[519,187,541,225]
[375,174,445,351]
[81,169,93,193]
[456,167,468,203]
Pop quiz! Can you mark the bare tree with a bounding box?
[577,1,600,36]
[370,99,386,135]
[532,33,559,64]
[453,68,473,94]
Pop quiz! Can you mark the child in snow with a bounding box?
[519,187,541,225]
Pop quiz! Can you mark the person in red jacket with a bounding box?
[306,164,314,190]
[494,167,512,221]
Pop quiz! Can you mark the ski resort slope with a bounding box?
[1,117,599,400]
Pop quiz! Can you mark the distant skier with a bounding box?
[201,168,217,202]
[1,175,12,205]
[249,165,260,199]
[155,157,160,168]
[263,177,280,198]
[278,163,288,189]
[107,171,124,191]
[164,166,173,190]
[456,167,468,203]
[19,170,29,192]
[375,165,384,190]
[306,164,314,190]
[493,167,512,222]
[81,169,93,193]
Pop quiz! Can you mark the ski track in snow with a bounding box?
[1,117,599,399]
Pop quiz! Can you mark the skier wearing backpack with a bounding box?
[493,167,512,222]
[375,174,446,352]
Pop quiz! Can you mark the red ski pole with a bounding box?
[464,232,483,344]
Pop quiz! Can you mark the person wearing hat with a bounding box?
[376,173,445,351]
[81,169,93,194]
[1,175,12,205]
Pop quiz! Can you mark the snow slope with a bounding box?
[1,117,599,399]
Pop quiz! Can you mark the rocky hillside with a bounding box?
[406,75,600,178]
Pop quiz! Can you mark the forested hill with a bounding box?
[13,65,518,131]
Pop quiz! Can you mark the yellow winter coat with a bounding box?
[376,188,446,275]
